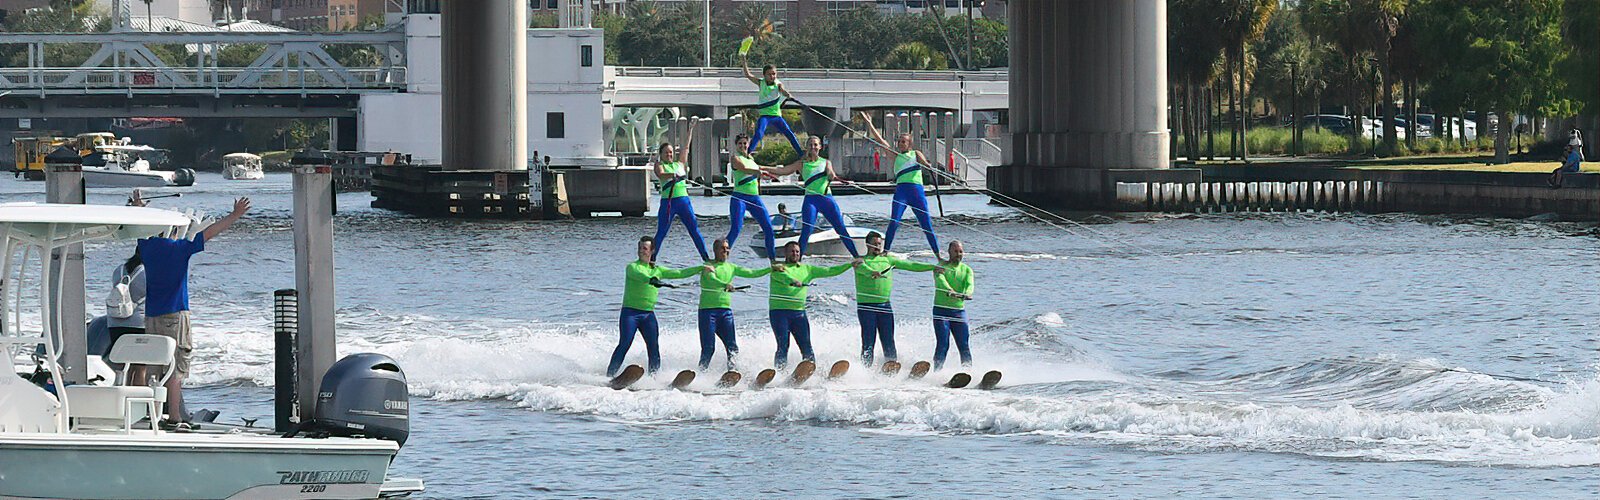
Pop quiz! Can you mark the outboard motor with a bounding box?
[171,168,196,186]
[308,353,410,446]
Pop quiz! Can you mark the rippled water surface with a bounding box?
[5,172,1600,498]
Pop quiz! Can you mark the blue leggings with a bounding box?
[608,308,660,376]
[932,307,971,370]
[799,194,860,258]
[857,302,896,365]
[697,308,738,371]
[652,195,710,262]
[728,193,777,259]
[885,183,939,256]
[769,309,814,369]
[751,115,802,158]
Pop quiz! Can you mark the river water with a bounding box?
[5,172,1599,498]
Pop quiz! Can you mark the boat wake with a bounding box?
[179,306,1600,468]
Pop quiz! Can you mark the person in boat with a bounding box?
[1548,130,1584,188]
[608,237,702,377]
[851,231,940,366]
[860,112,941,259]
[766,136,862,259]
[693,239,769,372]
[766,241,853,369]
[105,249,146,358]
[725,133,780,262]
[740,55,802,159]
[133,193,251,426]
[932,241,975,370]
[771,203,795,233]
[651,127,711,262]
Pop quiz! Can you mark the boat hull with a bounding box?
[82,168,176,188]
[750,227,874,259]
[0,433,400,500]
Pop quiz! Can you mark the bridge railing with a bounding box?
[612,66,1008,82]
[0,66,407,93]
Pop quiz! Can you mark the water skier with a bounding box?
[725,133,780,262]
[932,241,975,369]
[851,232,940,366]
[766,242,853,368]
[766,136,862,259]
[609,237,702,377]
[651,126,711,262]
[860,111,941,259]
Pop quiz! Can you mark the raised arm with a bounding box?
[678,121,695,164]
[730,154,764,174]
[858,111,897,154]
[813,262,854,279]
[734,264,771,279]
[741,55,759,84]
[658,265,702,280]
[890,256,939,273]
[200,197,251,242]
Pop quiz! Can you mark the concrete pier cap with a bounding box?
[989,0,1196,209]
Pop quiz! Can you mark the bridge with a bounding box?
[608,66,1007,120]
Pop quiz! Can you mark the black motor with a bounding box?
[308,353,410,446]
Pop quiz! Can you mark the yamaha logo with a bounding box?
[383,400,408,411]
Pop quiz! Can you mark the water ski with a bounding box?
[827,360,850,379]
[945,373,972,388]
[907,361,931,379]
[669,370,697,389]
[753,368,777,389]
[788,360,817,386]
[880,361,902,376]
[609,364,645,390]
[716,371,743,388]
[976,370,1002,390]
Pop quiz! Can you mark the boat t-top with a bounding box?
[222,152,265,181]
[0,162,421,499]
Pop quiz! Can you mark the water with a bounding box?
[5,171,1599,498]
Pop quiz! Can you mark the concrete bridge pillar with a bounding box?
[441,1,526,171]
[990,0,1195,208]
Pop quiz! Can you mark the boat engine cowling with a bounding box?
[171,168,196,186]
[309,353,410,446]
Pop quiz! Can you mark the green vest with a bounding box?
[801,158,831,196]
[731,155,760,196]
[893,151,923,185]
[757,79,783,116]
[658,161,688,199]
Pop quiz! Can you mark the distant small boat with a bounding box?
[81,144,195,188]
[222,152,264,180]
[750,213,873,258]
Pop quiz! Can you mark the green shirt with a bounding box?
[893,151,923,185]
[852,254,938,305]
[731,155,761,196]
[622,260,699,311]
[933,262,974,310]
[696,261,770,309]
[658,161,688,199]
[768,262,853,311]
[801,158,831,196]
[757,79,783,116]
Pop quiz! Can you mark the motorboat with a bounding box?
[222,152,265,181]
[0,193,422,498]
[750,212,874,259]
[82,144,196,188]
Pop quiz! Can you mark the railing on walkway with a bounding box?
[612,66,1008,82]
[0,67,406,93]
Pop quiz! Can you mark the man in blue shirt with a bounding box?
[1549,130,1585,188]
[135,195,250,426]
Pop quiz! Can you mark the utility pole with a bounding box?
[965,0,975,71]
[703,0,712,67]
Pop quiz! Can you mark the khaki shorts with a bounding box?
[146,311,192,379]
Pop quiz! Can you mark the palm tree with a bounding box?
[879,41,947,70]
[727,3,775,44]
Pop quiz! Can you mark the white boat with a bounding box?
[82,144,196,188]
[0,202,421,499]
[222,152,265,181]
[751,212,874,259]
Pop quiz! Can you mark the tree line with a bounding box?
[580,1,1007,70]
[1173,0,1594,163]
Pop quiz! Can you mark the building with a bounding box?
[243,0,399,31]
[532,0,1003,32]
[358,14,611,168]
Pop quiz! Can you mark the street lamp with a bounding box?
[1288,60,1299,157]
